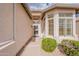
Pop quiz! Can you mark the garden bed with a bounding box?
[58,39,79,56]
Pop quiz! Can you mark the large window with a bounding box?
[48,19,54,35]
[59,13,73,17]
[59,13,73,36]
[48,14,54,35]
[59,19,65,35]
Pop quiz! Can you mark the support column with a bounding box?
[45,14,48,36]
[73,13,78,39]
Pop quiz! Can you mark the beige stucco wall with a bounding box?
[0,3,16,56]
[0,3,33,55]
[76,17,79,37]
[0,4,13,43]
[15,4,33,54]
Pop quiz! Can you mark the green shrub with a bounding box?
[41,37,57,52]
[58,39,79,56]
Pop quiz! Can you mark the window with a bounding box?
[34,31,38,35]
[48,19,54,35]
[76,12,79,17]
[66,19,72,35]
[34,25,39,36]
[34,26,38,30]
[48,14,53,18]
[59,13,73,36]
[59,13,73,17]
[59,19,65,35]
[48,14,54,35]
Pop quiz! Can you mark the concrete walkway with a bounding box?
[20,38,65,56]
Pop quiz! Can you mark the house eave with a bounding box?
[21,3,32,19]
[41,7,79,20]
[40,3,79,19]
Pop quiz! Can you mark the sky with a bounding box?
[28,3,53,11]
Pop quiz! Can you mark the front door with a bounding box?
[33,24,40,37]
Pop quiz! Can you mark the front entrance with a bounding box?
[33,24,40,37]
[32,20,41,41]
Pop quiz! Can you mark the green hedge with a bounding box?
[58,39,79,56]
[41,37,57,52]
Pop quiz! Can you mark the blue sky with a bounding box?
[28,3,52,11]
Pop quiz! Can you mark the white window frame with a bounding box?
[45,14,54,36]
[59,13,74,37]
[45,12,77,40]
[59,18,73,36]
[48,16,54,36]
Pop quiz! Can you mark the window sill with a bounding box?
[58,35,75,39]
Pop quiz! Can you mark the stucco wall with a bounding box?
[76,18,79,37]
[0,3,16,56]
[0,3,33,55]
[15,4,33,54]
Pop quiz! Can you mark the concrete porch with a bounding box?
[19,37,65,56]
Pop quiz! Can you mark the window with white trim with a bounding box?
[48,14,54,35]
[59,13,73,36]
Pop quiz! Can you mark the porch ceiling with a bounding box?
[31,11,42,20]
[23,3,52,20]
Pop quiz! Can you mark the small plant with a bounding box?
[41,37,57,52]
[58,39,79,56]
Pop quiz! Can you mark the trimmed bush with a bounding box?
[41,37,57,52]
[58,39,79,56]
